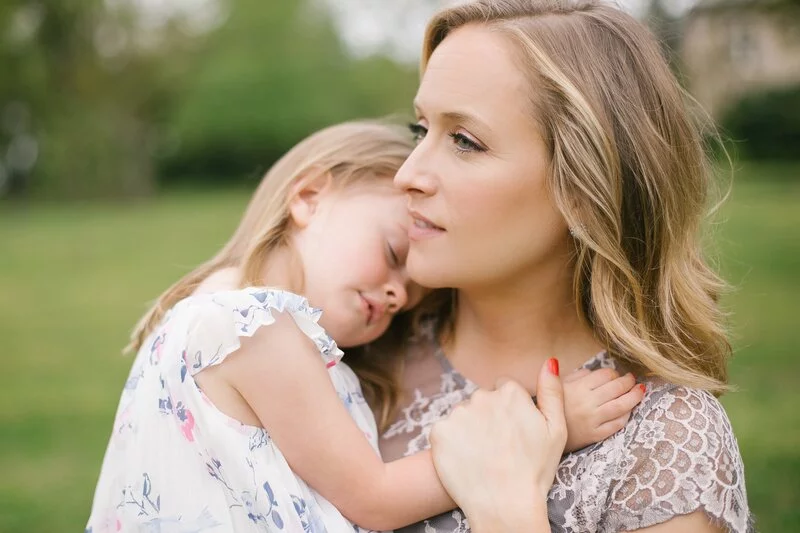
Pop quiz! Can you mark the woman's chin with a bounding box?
[408,263,456,290]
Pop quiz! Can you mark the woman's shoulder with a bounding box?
[552,378,752,532]
[589,354,741,465]
[620,379,743,480]
[607,379,752,532]
[631,379,735,440]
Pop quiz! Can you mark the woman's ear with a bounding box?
[288,170,334,229]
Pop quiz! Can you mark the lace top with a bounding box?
[379,325,754,533]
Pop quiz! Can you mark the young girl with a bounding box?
[86,121,645,533]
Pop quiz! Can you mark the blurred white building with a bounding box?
[682,0,800,116]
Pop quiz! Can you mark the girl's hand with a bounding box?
[563,368,645,452]
[428,358,566,532]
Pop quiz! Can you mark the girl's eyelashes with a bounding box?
[387,242,399,266]
[408,121,487,154]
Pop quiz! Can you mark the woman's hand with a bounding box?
[429,358,566,532]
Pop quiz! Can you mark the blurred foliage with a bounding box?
[160,0,417,184]
[0,1,190,198]
[4,0,800,199]
[0,0,418,199]
[721,84,800,161]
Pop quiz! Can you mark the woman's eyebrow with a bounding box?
[414,101,490,131]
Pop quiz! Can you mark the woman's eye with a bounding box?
[449,132,485,153]
[408,122,427,144]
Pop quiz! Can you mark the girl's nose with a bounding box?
[384,279,408,314]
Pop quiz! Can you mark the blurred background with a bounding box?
[0,0,798,531]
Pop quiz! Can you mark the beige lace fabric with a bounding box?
[379,326,754,533]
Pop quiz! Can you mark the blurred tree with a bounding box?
[0,1,201,199]
[0,0,420,197]
[161,0,418,184]
[721,84,800,160]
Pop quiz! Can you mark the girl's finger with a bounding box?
[595,412,631,438]
[562,368,591,384]
[598,382,645,422]
[579,367,621,390]
[592,372,637,404]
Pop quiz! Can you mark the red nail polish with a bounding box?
[548,358,560,376]
[639,383,646,394]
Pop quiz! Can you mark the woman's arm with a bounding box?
[217,312,455,531]
[631,512,724,533]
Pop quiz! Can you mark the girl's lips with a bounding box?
[360,294,385,325]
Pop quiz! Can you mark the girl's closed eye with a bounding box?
[386,242,399,267]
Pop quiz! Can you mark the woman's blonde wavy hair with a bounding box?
[421,0,731,394]
[127,120,416,428]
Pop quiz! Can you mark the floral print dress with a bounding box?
[87,288,379,533]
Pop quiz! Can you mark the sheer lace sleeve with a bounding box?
[602,385,753,532]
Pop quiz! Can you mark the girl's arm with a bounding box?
[216,313,455,531]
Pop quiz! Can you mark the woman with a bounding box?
[379,1,752,532]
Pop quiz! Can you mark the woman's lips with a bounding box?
[408,210,445,240]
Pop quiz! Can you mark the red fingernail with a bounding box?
[547,358,560,376]
[639,384,646,394]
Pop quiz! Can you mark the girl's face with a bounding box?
[291,178,425,348]
[395,25,572,291]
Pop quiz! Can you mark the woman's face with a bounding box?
[395,25,572,291]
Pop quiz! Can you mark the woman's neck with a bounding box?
[445,263,603,392]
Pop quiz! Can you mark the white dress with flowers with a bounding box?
[86,287,380,533]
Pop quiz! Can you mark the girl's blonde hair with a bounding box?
[422,0,731,393]
[128,120,416,428]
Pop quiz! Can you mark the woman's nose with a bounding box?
[394,145,437,197]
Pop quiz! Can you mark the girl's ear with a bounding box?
[288,170,334,228]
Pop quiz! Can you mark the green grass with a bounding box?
[713,165,800,532]
[1,168,798,532]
